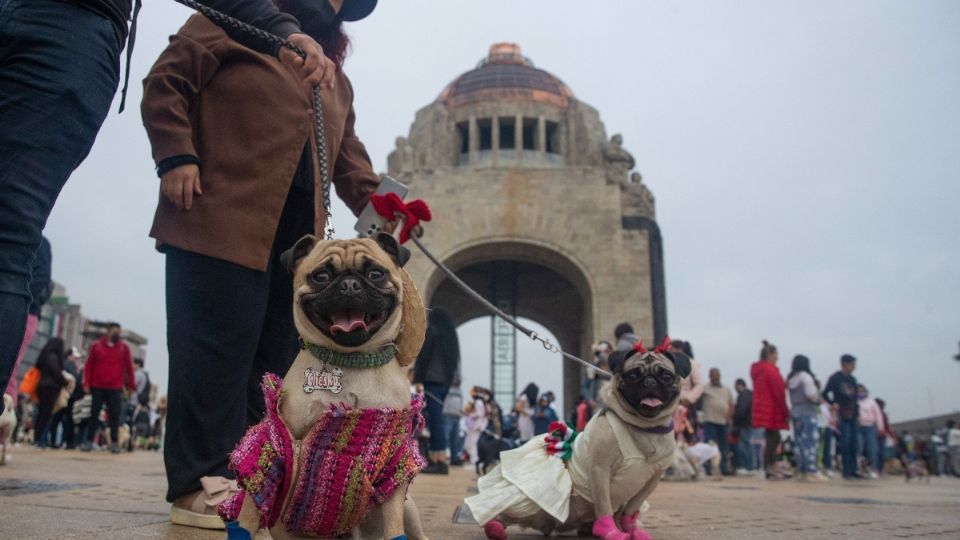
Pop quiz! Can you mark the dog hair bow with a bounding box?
[370,193,432,244]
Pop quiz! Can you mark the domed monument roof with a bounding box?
[438,43,574,109]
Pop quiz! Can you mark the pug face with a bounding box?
[608,348,690,418]
[284,234,412,352]
[618,354,680,417]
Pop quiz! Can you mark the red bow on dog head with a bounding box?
[370,193,432,244]
[632,336,672,355]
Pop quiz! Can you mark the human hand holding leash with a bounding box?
[281,33,336,91]
[161,164,202,210]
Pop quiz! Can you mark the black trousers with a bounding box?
[163,188,312,502]
[34,386,61,446]
[85,388,122,444]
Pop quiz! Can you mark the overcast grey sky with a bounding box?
[43,1,959,422]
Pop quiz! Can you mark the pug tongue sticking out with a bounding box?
[218,233,430,540]
[465,337,691,540]
[329,309,368,334]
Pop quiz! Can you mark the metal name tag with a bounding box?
[303,366,343,394]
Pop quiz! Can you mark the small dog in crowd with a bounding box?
[466,339,691,540]
[0,394,16,465]
[476,432,518,476]
[219,234,429,540]
[904,460,930,483]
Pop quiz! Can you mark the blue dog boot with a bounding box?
[225,521,252,540]
[389,536,408,540]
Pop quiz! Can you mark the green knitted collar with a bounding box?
[300,340,397,369]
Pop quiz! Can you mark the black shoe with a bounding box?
[422,462,449,475]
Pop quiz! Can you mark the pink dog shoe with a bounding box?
[593,514,630,540]
[630,529,654,540]
[483,520,507,540]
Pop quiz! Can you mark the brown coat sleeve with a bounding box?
[141,16,225,165]
[332,79,380,216]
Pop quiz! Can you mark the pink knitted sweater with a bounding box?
[219,373,425,536]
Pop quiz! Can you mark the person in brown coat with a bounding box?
[140,0,380,529]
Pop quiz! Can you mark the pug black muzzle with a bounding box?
[299,270,397,348]
[618,365,680,417]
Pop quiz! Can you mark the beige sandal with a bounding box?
[170,476,239,530]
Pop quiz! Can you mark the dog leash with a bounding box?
[409,234,612,378]
[171,0,335,241]
[173,0,610,378]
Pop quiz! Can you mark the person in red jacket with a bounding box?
[750,340,790,479]
[81,322,135,453]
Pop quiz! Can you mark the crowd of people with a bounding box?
[6,324,164,455]
[589,333,960,483]
[406,317,960,485]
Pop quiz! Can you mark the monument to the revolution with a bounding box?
[387,43,665,411]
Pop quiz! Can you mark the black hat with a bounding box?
[340,0,377,21]
[840,354,857,364]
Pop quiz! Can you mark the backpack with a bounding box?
[137,372,151,407]
[18,367,41,402]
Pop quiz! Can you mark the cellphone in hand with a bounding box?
[354,175,409,238]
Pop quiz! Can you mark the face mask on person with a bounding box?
[285,0,338,38]
[110,334,121,344]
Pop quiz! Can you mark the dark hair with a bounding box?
[786,354,819,388]
[521,383,539,408]
[134,358,144,367]
[106,322,121,330]
[840,354,856,365]
[760,340,777,361]
[38,337,67,371]
[614,323,634,339]
[735,378,747,387]
[277,1,351,67]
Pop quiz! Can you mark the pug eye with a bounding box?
[367,268,386,283]
[658,371,676,384]
[622,370,643,383]
[309,270,331,287]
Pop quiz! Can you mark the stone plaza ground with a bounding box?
[1,447,959,539]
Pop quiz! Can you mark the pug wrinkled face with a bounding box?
[288,236,407,351]
[616,352,681,418]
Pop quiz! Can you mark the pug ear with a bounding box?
[607,350,631,375]
[394,268,427,367]
[280,235,318,273]
[375,232,411,267]
[663,350,692,379]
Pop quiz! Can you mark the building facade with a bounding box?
[387,44,666,411]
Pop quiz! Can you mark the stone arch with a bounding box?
[422,238,595,413]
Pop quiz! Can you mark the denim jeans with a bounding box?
[792,414,820,473]
[423,382,449,453]
[703,422,730,474]
[821,427,836,471]
[859,425,880,473]
[445,413,464,463]
[0,0,120,397]
[839,417,859,477]
[735,426,757,470]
